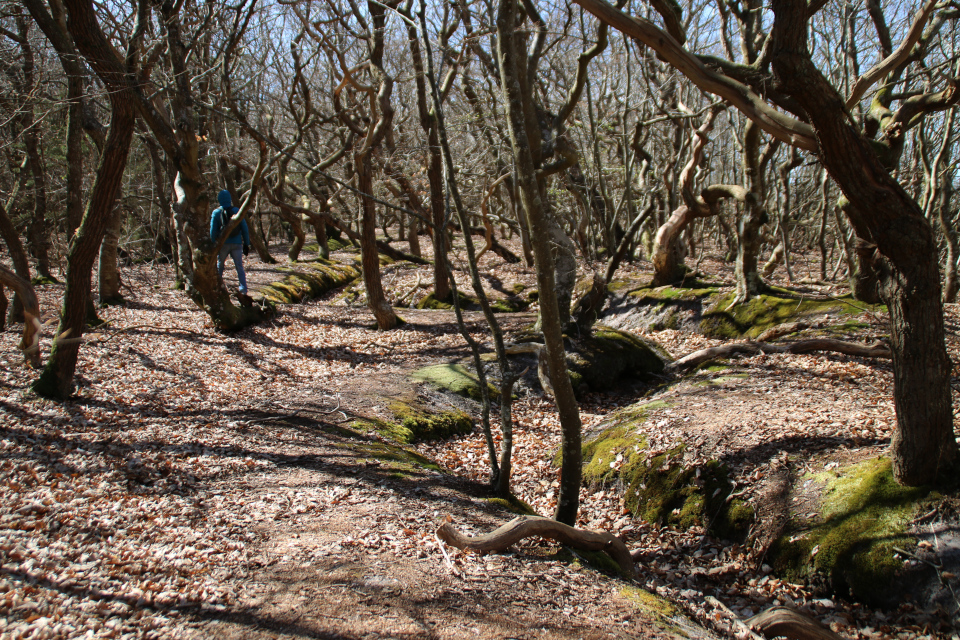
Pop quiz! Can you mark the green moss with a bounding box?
[410,364,498,401]
[570,548,630,578]
[621,586,677,619]
[511,283,527,294]
[699,291,872,339]
[637,284,720,301]
[259,261,360,304]
[616,284,722,331]
[490,297,529,312]
[565,326,671,395]
[486,496,539,516]
[769,457,929,604]
[415,291,527,313]
[693,373,750,387]
[582,400,753,539]
[328,238,350,252]
[389,401,474,442]
[415,291,471,310]
[580,400,671,481]
[30,276,59,286]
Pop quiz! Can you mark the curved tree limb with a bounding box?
[746,606,844,640]
[666,338,891,374]
[436,516,636,577]
[0,265,41,367]
[845,0,939,109]
[476,173,511,262]
[572,0,817,151]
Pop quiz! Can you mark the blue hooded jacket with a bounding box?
[210,190,250,246]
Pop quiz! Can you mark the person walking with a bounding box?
[210,189,251,294]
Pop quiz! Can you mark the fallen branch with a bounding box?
[436,515,636,577]
[746,606,844,640]
[704,596,766,640]
[666,338,891,374]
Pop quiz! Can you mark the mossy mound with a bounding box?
[700,289,874,339]
[486,495,539,516]
[258,260,360,304]
[415,291,529,313]
[566,326,671,394]
[603,283,722,333]
[388,401,474,443]
[581,401,753,540]
[304,237,351,254]
[410,364,498,401]
[30,275,59,286]
[769,457,931,606]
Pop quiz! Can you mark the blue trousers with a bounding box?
[217,243,248,294]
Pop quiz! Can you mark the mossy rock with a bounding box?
[258,260,360,304]
[699,289,876,339]
[304,237,351,254]
[603,283,722,333]
[410,364,498,401]
[416,291,474,311]
[486,495,539,516]
[565,326,671,394]
[581,400,753,540]
[415,291,528,313]
[30,275,59,286]
[620,585,677,620]
[388,401,474,443]
[768,457,931,606]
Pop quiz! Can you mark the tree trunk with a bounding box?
[33,78,135,398]
[0,265,42,367]
[652,205,695,286]
[0,158,33,325]
[405,21,451,302]
[770,0,957,484]
[497,0,582,525]
[939,171,958,302]
[734,122,770,303]
[98,205,123,305]
[357,160,397,330]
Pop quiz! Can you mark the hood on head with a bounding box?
[218,190,233,209]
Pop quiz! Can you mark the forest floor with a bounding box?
[0,240,958,640]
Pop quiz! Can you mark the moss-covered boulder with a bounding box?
[388,402,474,442]
[411,363,498,401]
[566,326,671,394]
[258,259,360,305]
[415,291,529,313]
[581,401,753,540]
[601,282,722,333]
[348,401,473,446]
[768,457,933,607]
[699,289,877,339]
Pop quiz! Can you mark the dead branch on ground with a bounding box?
[666,338,891,374]
[746,606,844,640]
[436,515,636,577]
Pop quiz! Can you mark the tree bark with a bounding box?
[0,157,33,325]
[98,205,124,304]
[357,161,397,330]
[32,0,137,399]
[497,0,582,525]
[0,265,41,368]
[666,338,891,374]
[769,0,957,484]
[437,516,636,577]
